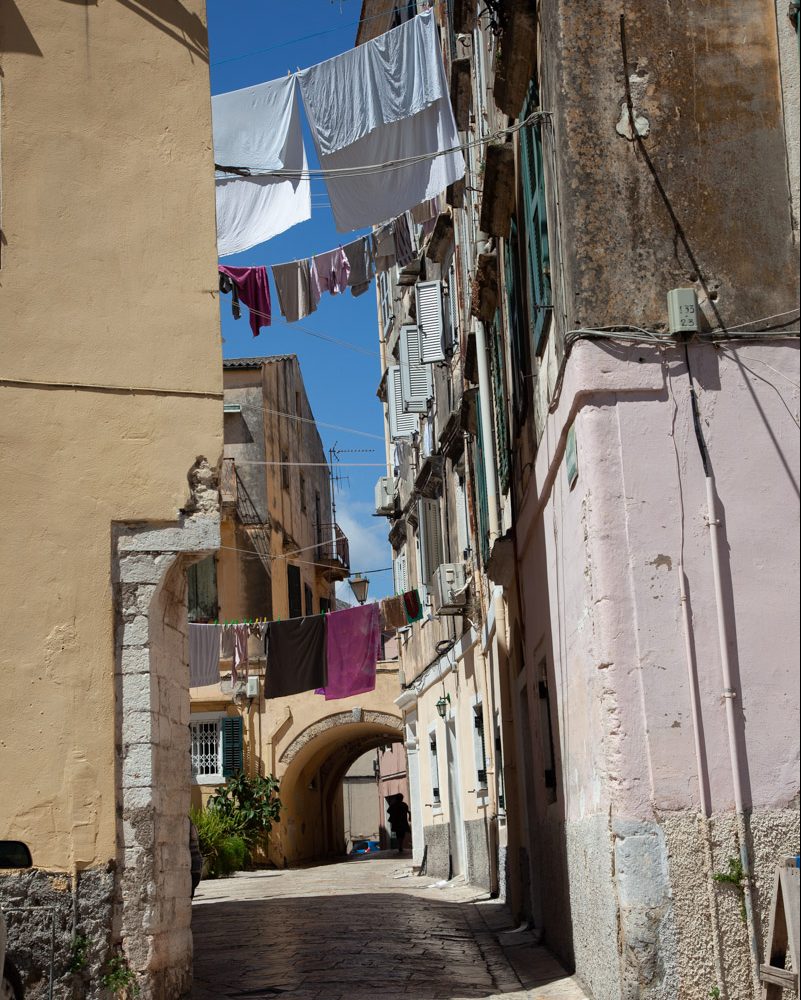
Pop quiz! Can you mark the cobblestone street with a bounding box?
[191,856,587,1000]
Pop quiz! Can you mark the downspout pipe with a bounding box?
[687,361,761,993]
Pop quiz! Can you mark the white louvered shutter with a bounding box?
[388,366,418,440]
[400,325,433,413]
[415,280,446,363]
[418,498,444,585]
[447,265,458,347]
[394,547,408,594]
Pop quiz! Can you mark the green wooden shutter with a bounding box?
[474,397,491,567]
[489,313,510,494]
[520,87,552,355]
[221,716,243,778]
[505,218,531,420]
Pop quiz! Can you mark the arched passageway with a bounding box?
[269,710,404,865]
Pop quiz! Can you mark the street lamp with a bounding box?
[435,693,451,718]
[349,573,369,605]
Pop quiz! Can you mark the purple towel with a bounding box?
[321,604,380,701]
[218,265,271,336]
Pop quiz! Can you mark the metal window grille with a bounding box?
[191,720,221,778]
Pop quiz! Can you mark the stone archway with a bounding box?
[271,710,403,865]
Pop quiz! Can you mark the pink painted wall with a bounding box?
[519,340,800,822]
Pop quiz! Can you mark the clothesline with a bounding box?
[189,590,422,696]
[215,111,549,180]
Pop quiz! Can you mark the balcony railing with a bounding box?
[316,522,350,581]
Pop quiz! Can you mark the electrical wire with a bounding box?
[256,404,385,441]
[216,542,391,576]
[215,111,550,180]
[220,299,380,359]
[234,460,386,467]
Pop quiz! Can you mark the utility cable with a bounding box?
[253,404,385,441]
[215,111,550,180]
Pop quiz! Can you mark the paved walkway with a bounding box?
[191,854,588,1000]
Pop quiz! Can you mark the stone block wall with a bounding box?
[422,823,452,881]
[464,818,492,892]
[114,496,220,999]
[0,867,114,999]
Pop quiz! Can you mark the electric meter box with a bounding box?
[246,676,259,698]
[667,288,700,335]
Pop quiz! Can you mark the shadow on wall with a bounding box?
[0,0,43,55]
[53,0,209,62]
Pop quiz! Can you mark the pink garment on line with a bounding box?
[232,623,249,685]
[218,265,271,336]
[311,246,351,299]
[318,603,380,701]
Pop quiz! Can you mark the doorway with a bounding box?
[445,717,464,877]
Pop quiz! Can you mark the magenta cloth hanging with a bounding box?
[320,603,380,700]
[218,265,272,335]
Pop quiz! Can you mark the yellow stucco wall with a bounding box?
[0,1,222,871]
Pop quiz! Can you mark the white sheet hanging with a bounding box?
[213,76,311,255]
[297,12,444,156]
[298,11,464,233]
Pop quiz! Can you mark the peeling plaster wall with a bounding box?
[539,0,798,331]
[516,340,800,996]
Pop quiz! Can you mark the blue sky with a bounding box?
[208,1,393,600]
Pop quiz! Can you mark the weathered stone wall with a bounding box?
[539,0,798,333]
[464,818,492,892]
[422,823,452,881]
[114,483,220,1000]
[0,866,114,999]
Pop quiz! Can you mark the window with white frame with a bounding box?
[429,729,441,805]
[473,702,488,790]
[190,713,243,785]
[190,715,223,784]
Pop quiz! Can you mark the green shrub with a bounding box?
[207,773,281,851]
[190,805,245,879]
[215,835,249,877]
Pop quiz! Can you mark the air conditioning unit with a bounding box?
[374,476,396,516]
[431,562,468,616]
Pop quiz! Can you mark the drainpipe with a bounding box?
[687,367,761,993]
[678,565,727,998]
[473,312,503,896]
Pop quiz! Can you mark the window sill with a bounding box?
[192,775,224,786]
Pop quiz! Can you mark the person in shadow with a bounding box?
[386,794,411,855]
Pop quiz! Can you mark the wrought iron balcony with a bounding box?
[316,522,350,582]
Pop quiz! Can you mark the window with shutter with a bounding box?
[538,656,558,803]
[505,218,531,419]
[190,716,223,783]
[400,326,433,413]
[394,547,409,595]
[388,366,418,440]
[473,397,491,567]
[473,704,488,788]
[415,280,446,363]
[489,315,510,494]
[418,498,444,585]
[287,564,302,619]
[187,555,218,623]
[520,86,552,355]
[455,475,470,559]
[429,731,441,804]
[304,583,314,616]
[221,716,244,778]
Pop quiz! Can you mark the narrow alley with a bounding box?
[190,856,586,1000]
